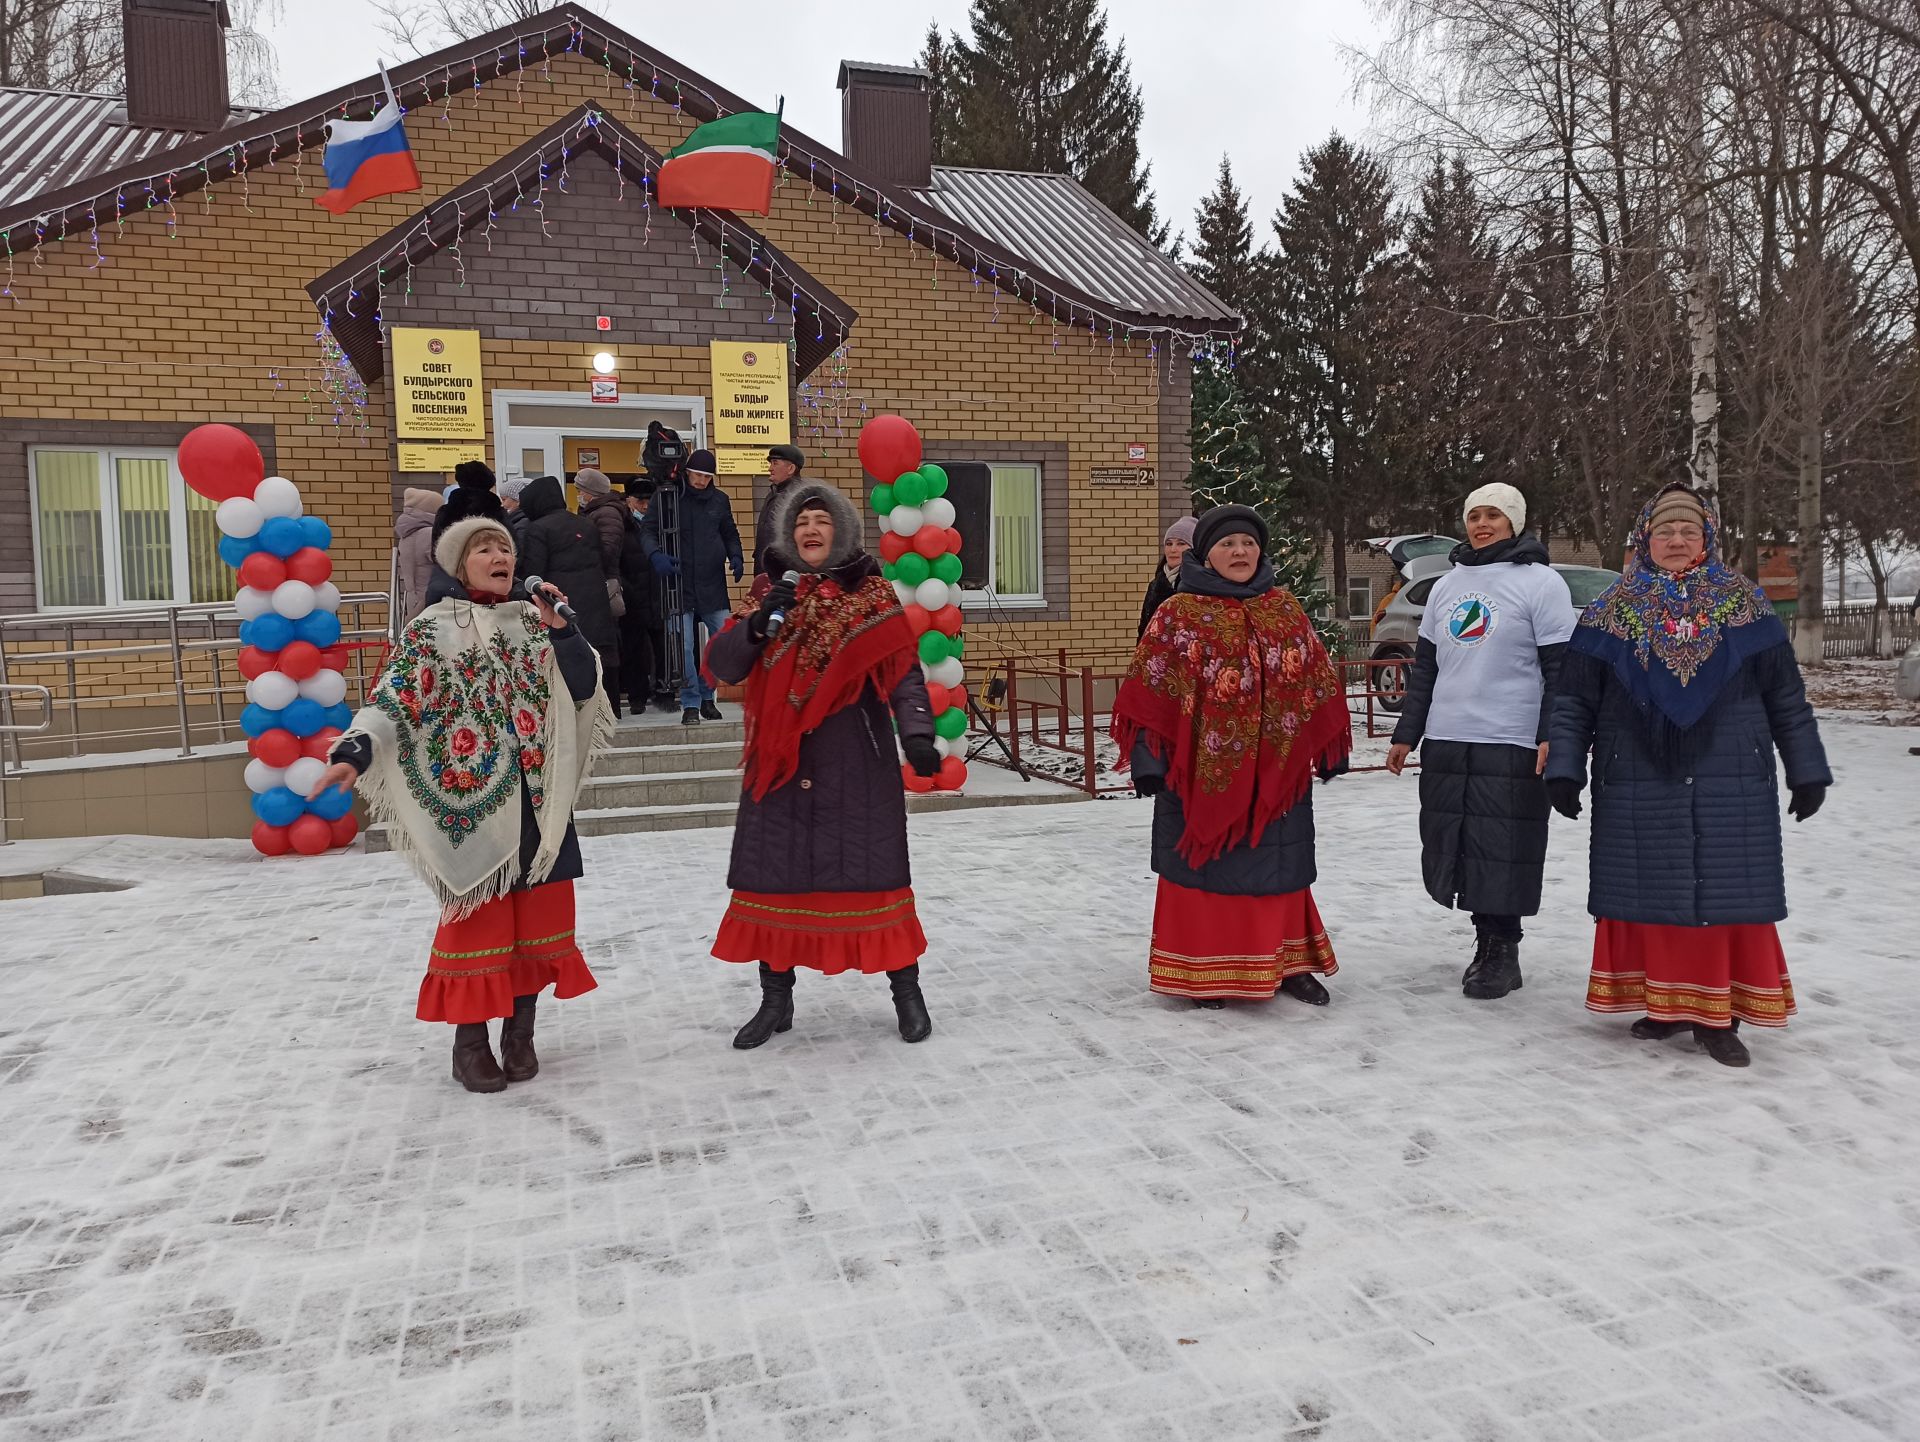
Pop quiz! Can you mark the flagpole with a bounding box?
[378,60,400,113]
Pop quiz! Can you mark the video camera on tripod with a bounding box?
[643,421,688,487]
[643,422,690,691]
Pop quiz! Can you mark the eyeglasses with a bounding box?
[1651,524,1704,541]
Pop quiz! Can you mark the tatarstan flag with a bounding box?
[656,110,780,214]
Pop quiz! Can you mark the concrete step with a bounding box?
[612,714,744,748]
[579,769,743,808]
[597,741,742,777]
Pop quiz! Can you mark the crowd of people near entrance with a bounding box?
[342,459,1830,1093]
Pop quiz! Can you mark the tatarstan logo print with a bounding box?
[1447,593,1498,646]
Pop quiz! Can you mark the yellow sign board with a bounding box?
[392,327,486,440]
[714,447,763,476]
[709,340,790,447]
[397,443,487,473]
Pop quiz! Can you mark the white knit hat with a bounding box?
[1463,482,1526,535]
[434,515,515,579]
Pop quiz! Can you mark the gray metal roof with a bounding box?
[907,165,1237,325]
[0,87,259,212]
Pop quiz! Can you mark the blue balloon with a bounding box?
[300,516,333,551]
[258,515,305,558]
[239,703,280,738]
[295,610,341,648]
[309,785,355,821]
[249,613,296,653]
[281,698,326,738]
[218,534,257,568]
[323,702,354,732]
[252,786,305,827]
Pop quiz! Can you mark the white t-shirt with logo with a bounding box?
[1417,561,1576,748]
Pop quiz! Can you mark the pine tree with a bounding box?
[928,0,1163,242]
[918,22,955,168]
[1189,157,1257,310]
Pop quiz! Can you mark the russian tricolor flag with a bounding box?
[315,72,422,215]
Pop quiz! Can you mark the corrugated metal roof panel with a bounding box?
[906,166,1236,325]
[0,87,256,212]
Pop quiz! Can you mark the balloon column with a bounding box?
[858,415,970,794]
[175,424,359,857]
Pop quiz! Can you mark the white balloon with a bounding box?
[283,756,326,797]
[312,581,342,613]
[889,505,924,538]
[892,581,916,608]
[913,578,950,612]
[216,497,263,539]
[233,586,274,621]
[933,735,957,760]
[272,580,317,619]
[248,671,299,710]
[922,497,957,531]
[297,669,347,706]
[243,759,285,794]
[929,657,964,689]
[252,475,304,519]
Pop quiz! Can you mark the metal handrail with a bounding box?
[0,684,53,846]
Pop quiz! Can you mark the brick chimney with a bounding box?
[837,62,931,189]
[123,0,232,132]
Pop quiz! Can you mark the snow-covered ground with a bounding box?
[1,721,1917,1442]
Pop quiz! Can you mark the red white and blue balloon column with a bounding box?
[858,415,970,794]
[175,424,359,857]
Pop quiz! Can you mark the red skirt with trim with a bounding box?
[418,879,598,1024]
[713,888,926,975]
[1149,878,1337,1000]
[1586,919,1794,1028]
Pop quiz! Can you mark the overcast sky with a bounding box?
[255,0,1383,247]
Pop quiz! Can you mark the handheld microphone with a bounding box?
[765,569,802,637]
[522,574,578,625]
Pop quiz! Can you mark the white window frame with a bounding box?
[1345,575,1373,616]
[946,459,1046,611]
[27,445,209,612]
[489,388,707,483]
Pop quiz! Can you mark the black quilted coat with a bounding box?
[1547,643,1830,925]
[1413,740,1551,915]
[1133,733,1321,896]
[518,477,617,652]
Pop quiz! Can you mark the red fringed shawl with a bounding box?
[734,568,918,801]
[1113,588,1352,867]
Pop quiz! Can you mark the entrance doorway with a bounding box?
[491,390,705,487]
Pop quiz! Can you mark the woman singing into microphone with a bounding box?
[704,481,942,1048]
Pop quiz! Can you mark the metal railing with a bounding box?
[0,684,53,845]
[0,594,391,773]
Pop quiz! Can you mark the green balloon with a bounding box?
[918,631,950,666]
[932,553,963,585]
[919,463,949,499]
[950,633,966,658]
[893,470,929,508]
[870,484,895,515]
[935,707,968,740]
[881,562,898,582]
[895,552,932,587]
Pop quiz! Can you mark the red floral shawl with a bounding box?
[733,562,918,801]
[1113,587,1351,867]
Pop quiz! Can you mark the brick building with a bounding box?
[0,2,1239,723]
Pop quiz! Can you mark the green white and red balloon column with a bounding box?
[176,424,359,856]
[858,415,969,794]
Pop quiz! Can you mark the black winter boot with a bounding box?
[1460,931,1490,990]
[888,964,932,1042]
[733,964,795,1049]
[1280,973,1330,1006]
[1630,1017,1689,1040]
[501,994,538,1082]
[451,1023,507,1093]
[700,699,723,721]
[1693,1020,1750,1068]
[682,707,702,726]
[1463,936,1523,1000]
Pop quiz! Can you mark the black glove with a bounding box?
[1788,783,1826,822]
[901,734,941,777]
[1134,774,1166,799]
[747,577,798,641]
[1545,778,1583,819]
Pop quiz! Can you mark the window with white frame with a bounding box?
[1345,575,1373,616]
[931,459,1045,604]
[29,447,227,610]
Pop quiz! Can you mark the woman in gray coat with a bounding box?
[706,481,942,1048]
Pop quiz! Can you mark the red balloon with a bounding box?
[944,528,963,555]
[302,726,343,761]
[177,423,264,503]
[288,814,333,856]
[931,605,964,637]
[879,531,911,564]
[903,604,931,635]
[937,756,968,790]
[328,815,360,849]
[250,729,301,767]
[277,641,322,680]
[238,552,287,591]
[284,547,333,586]
[925,681,950,713]
[901,763,936,794]
[949,685,969,713]
[236,645,277,680]
[251,821,292,856]
[857,414,924,484]
[317,646,351,673]
[912,526,948,560]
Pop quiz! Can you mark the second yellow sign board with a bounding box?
[392,327,486,440]
[709,341,790,447]
[398,443,487,473]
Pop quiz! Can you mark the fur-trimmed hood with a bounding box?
[763,481,865,575]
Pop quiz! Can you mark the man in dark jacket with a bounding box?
[432,459,508,543]
[518,475,620,709]
[618,483,669,713]
[754,443,805,577]
[638,449,744,724]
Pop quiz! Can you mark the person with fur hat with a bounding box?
[1385,483,1575,1000]
[309,516,614,1093]
[1138,514,1198,638]
[706,480,942,1048]
[754,444,806,577]
[637,448,744,725]
[1547,481,1829,1068]
[431,459,508,543]
[1115,504,1353,1011]
[394,487,443,622]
